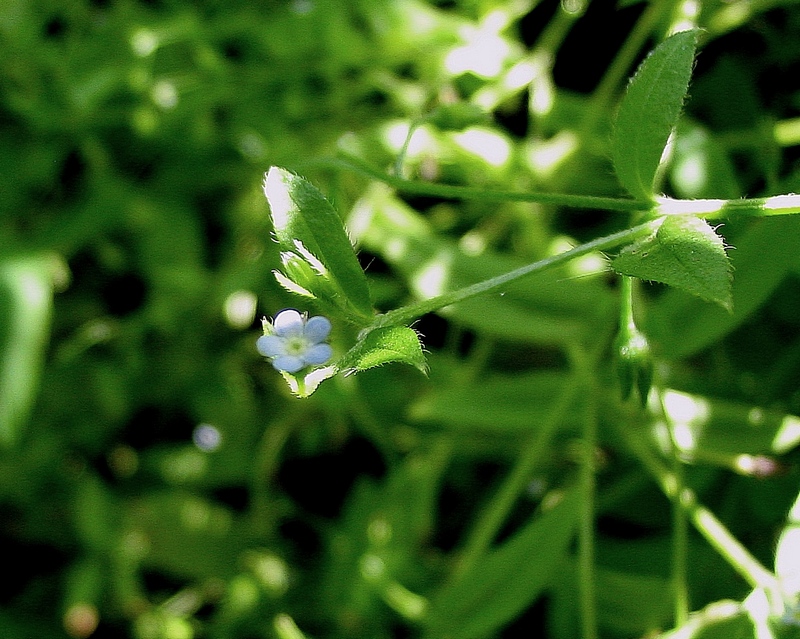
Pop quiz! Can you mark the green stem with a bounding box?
[658,194,800,219]
[619,276,636,333]
[329,155,800,223]
[627,426,779,595]
[332,152,652,212]
[571,344,598,639]
[394,119,422,177]
[452,373,584,578]
[370,220,658,331]
[659,389,691,627]
[671,438,690,626]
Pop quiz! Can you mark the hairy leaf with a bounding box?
[265,167,373,324]
[613,30,699,200]
[612,216,732,309]
[338,326,427,374]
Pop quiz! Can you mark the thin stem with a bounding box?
[331,152,652,212]
[251,412,301,538]
[619,276,636,332]
[571,344,598,639]
[394,119,422,177]
[656,381,691,627]
[452,373,583,578]
[626,425,780,595]
[671,440,690,626]
[370,220,658,331]
[660,193,800,219]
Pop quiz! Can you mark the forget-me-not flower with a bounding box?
[257,309,333,374]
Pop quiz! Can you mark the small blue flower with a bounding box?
[257,309,333,374]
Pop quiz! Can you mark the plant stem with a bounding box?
[671,439,690,626]
[369,220,658,330]
[619,275,636,332]
[394,119,422,177]
[657,194,800,219]
[324,155,800,220]
[571,344,599,639]
[332,152,652,212]
[626,425,780,595]
[657,389,691,626]
[452,374,583,578]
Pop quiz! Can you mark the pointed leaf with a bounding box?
[264,167,373,323]
[338,326,427,374]
[423,487,581,639]
[612,216,732,309]
[613,30,699,200]
[646,216,799,357]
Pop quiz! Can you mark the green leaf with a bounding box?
[338,326,427,374]
[264,167,373,324]
[612,215,732,309]
[656,600,755,639]
[669,120,741,200]
[410,371,581,432]
[423,487,581,639]
[424,103,490,131]
[613,30,699,200]
[658,389,800,459]
[550,562,673,637]
[0,256,54,447]
[646,216,799,358]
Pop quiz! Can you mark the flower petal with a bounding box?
[304,316,332,343]
[272,309,304,337]
[256,335,287,357]
[303,343,333,366]
[272,355,305,373]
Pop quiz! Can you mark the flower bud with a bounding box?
[614,324,653,407]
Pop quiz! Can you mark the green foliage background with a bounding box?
[3,0,800,638]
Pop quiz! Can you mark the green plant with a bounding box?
[4,2,800,639]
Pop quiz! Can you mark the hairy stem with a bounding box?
[332,152,652,212]
[370,220,658,331]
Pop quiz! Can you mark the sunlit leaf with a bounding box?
[338,326,427,374]
[612,215,732,309]
[613,30,699,200]
[646,216,799,357]
[265,167,373,324]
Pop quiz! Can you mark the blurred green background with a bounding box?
[4,0,800,638]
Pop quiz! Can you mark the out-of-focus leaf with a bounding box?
[669,120,741,199]
[410,371,581,432]
[423,487,581,639]
[612,216,732,309]
[425,103,490,131]
[659,389,800,459]
[123,492,245,580]
[613,30,699,199]
[0,256,54,447]
[320,444,449,628]
[656,600,755,638]
[549,561,673,637]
